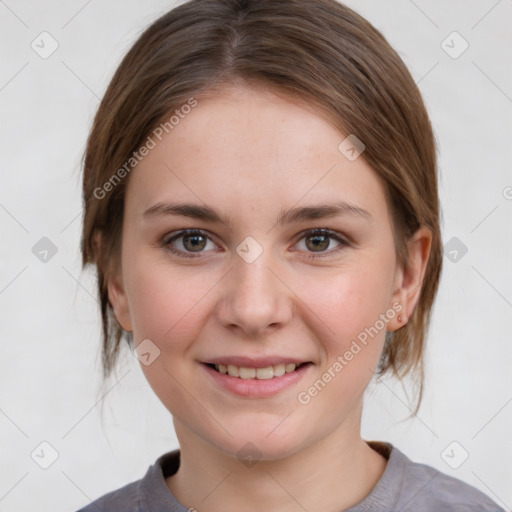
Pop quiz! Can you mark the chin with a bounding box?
[202,418,313,463]
[220,436,305,463]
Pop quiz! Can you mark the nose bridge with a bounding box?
[218,240,292,336]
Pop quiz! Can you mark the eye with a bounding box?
[162,228,349,259]
[293,228,349,258]
[163,229,219,258]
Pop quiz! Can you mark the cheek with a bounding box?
[124,254,217,349]
[305,260,394,356]
[125,243,396,354]
[293,262,394,419]
[123,256,216,401]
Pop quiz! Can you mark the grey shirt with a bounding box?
[75,442,504,511]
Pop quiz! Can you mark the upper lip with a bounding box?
[202,356,310,367]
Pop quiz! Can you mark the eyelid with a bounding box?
[163,228,218,245]
[293,227,350,245]
[162,227,350,259]
[162,228,222,259]
[291,228,350,258]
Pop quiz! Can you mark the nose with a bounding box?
[215,250,293,338]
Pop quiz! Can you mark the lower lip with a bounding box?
[201,363,312,398]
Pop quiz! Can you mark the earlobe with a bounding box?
[94,229,133,332]
[107,270,133,332]
[388,226,432,332]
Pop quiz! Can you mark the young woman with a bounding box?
[77,0,504,510]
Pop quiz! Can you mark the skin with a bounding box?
[108,85,431,512]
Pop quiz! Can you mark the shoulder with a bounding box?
[73,450,181,512]
[74,478,141,512]
[388,445,505,512]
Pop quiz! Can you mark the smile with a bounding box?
[201,360,313,398]
[211,362,306,380]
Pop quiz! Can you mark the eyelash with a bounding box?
[162,228,350,260]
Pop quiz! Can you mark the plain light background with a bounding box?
[0,1,511,511]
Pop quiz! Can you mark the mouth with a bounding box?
[200,358,313,397]
[205,362,311,380]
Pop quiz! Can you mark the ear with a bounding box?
[94,230,133,332]
[388,226,432,331]
[108,267,133,332]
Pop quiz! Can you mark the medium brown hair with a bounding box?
[81,0,442,411]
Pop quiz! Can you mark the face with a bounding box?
[109,85,421,460]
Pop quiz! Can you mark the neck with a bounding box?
[166,411,387,512]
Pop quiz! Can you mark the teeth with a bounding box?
[239,367,256,379]
[213,363,299,379]
[256,367,274,380]
[227,364,239,377]
[273,364,286,377]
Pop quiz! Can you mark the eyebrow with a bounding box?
[142,200,371,226]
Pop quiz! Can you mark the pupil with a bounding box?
[307,234,328,251]
[184,234,206,252]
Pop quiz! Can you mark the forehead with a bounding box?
[124,86,390,226]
